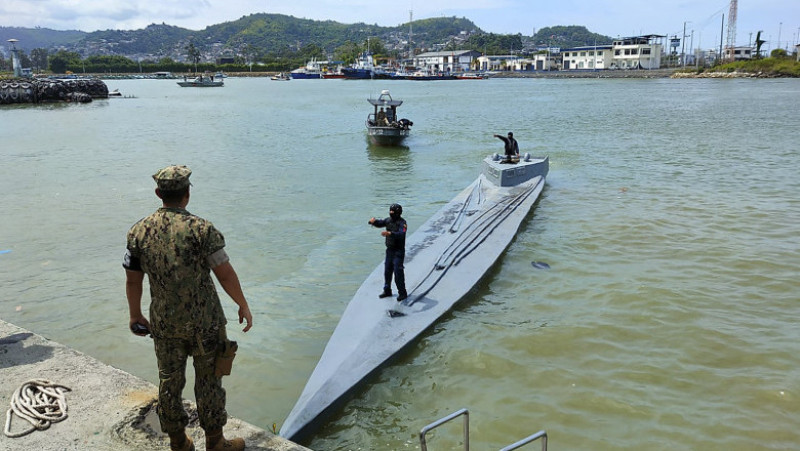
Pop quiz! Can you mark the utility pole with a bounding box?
[408,10,413,60]
[682,22,687,67]
[719,14,725,65]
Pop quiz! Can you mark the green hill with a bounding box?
[532,26,613,48]
[0,26,86,51]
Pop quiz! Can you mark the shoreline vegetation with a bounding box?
[673,57,800,78]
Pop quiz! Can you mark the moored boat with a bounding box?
[321,70,345,79]
[455,72,489,80]
[176,76,223,87]
[280,152,549,443]
[406,69,457,81]
[342,51,376,79]
[271,72,291,81]
[365,90,413,146]
[290,59,323,79]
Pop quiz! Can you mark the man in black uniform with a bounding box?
[493,131,519,163]
[368,203,408,301]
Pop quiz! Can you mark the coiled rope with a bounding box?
[3,379,71,438]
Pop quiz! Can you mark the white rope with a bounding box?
[3,379,71,438]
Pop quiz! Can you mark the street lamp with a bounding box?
[7,38,22,77]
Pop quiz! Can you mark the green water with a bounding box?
[1,77,798,450]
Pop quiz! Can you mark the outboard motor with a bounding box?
[398,118,413,129]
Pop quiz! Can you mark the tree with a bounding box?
[333,41,362,64]
[30,48,49,73]
[240,43,260,69]
[299,43,326,60]
[186,42,201,72]
[770,48,788,59]
[364,37,386,56]
[48,50,82,73]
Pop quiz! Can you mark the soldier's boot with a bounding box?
[169,430,195,451]
[205,428,245,451]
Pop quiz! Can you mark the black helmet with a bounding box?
[389,203,402,216]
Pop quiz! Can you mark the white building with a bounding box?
[412,50,482,73]
[560,45,613,70]
[723,46,754,61]
[476,55,516,71]
[526,54,558,71]
[609,35,663,69]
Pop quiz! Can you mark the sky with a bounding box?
[2,0,799,51]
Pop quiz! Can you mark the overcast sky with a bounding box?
[2,0,798,51]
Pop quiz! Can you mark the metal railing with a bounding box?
[499,430,548,451]
[419,408,547,451]
[419,408,469,451]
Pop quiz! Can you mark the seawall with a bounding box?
[0,319,310,451]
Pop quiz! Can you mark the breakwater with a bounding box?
[0,77,109,105]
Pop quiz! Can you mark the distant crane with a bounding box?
[725,0,738,61]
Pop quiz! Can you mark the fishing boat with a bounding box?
[280,152,549,443]
[176,76,223,87]
[321,71,345,79]
[321,63,346,79]
[366,90,413,146]
[290,59,323,79]
[342,51,376,79]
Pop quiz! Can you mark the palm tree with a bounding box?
[186,43,201,73]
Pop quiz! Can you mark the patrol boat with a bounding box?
[280,153,549,443]
[366,90,413,146]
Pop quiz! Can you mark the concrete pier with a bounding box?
[0,319,310,451]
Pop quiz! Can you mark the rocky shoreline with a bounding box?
[489,68,678,79]
[669,70,793,78]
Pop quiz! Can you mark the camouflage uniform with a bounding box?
[124,165,230,434]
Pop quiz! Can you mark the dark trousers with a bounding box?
[384,248,407,295]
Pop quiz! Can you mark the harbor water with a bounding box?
[1,76,798,450]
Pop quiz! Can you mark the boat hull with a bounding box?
[176,81,223,87]
[290,72,321,79]
[280,155,549,443]
[367,126,410,146]
[342,68,373,79]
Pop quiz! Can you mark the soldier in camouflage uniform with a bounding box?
[124,165,253,451]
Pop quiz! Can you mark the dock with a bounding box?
[0,319,310,451]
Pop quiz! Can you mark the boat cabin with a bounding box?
[367,90,403,127]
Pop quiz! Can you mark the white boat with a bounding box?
[271,72,291,81]
[280,153,549,443]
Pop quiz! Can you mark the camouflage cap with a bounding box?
[152,165,192,191]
